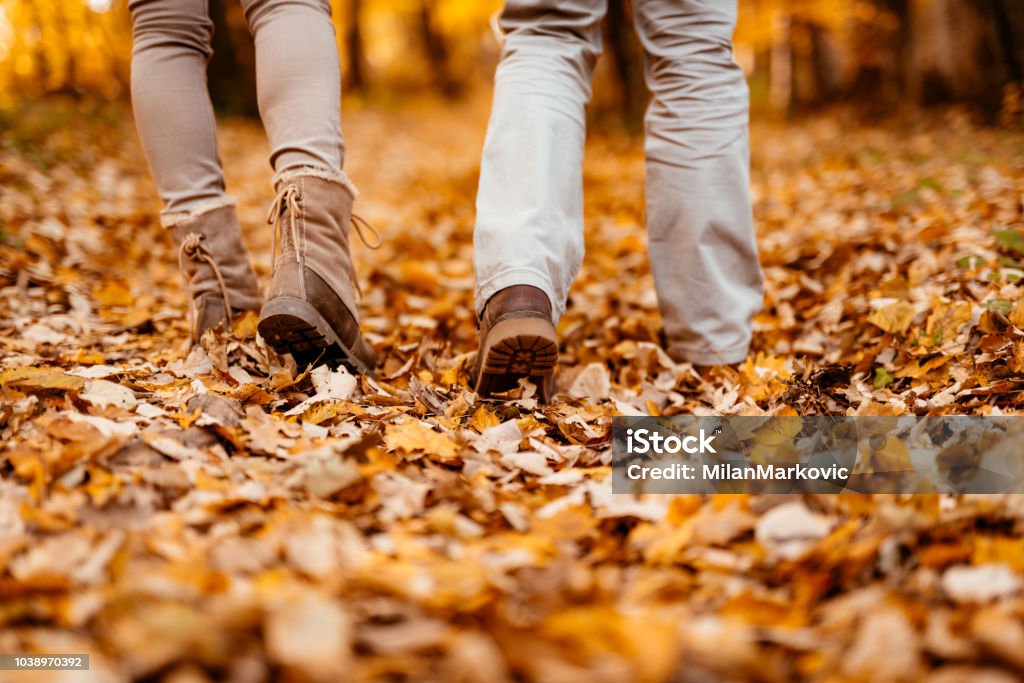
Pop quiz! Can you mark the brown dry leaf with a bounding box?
[304,451,362,498]
[265,595,351,681]
[971,607,1024,671]
[283,519,340,581]
[80,379,138,410]
[942,564,1023,605]
[373,471,432,522]
[568,363,611,402]
[842,602,923,681]
[755,501,833,560]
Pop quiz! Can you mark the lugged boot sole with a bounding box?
[474,316,558,401]
[258,296,374,377]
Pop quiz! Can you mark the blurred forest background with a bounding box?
[1,0,1024,126]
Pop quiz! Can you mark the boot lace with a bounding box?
[266,183,383,296]
[267,183,303,265]
[178,232,233,335]
[351,213,383,250]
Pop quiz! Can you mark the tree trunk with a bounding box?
[26,0,52,95]
[603,0,647,132]
[50,0,81,95]
[769,11,792,115]
[344,0,368,92]
[905,0,1024,116]
[417,0,460,98]
[207,0,259,117]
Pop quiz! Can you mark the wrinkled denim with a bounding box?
[474,0,764,364]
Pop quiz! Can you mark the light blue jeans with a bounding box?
[129,0,346,222]
[474,0,764,365]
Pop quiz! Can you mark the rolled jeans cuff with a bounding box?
[665,339,752,367]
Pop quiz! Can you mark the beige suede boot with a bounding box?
[257,169,378,375]
[168,203,262,344]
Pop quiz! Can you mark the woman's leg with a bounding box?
[242,0,375,373]
[129,0,230,218]
[633,0,764,365]
[129,0,261,340]
[239,0,344,176]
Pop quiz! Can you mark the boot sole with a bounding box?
[474,317,558,401]
[258,297,375,377]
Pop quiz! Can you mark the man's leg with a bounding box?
[472,0,606,400]
[243,0,376,373]
[634,0,764,365]
[474,0,606,323]
[129,0,261,341]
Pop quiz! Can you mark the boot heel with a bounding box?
[475,317,558,399]
[258,297,375,377]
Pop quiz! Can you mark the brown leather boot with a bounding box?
[473,285,558,402]
[168,203,262,344]
[257,169,378,375]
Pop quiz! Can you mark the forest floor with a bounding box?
[3,97,1024,682]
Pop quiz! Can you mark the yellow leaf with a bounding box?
[925,300,972,344]
[0,366,85,392]
[85,466,120,506]
[1012,300,1024,329]
[857,433,912,473]
[19,502,72,531]
[231,310,260,340]
[69,348,105,364]
[439,353,471,387]
[973,536,1024,573]
[384,420,460,460]
[398,261,440,291]
[468,406,499,433]
[531,506,599,542]
[538,607,679,681]
[868,301,916,334]
[195,469,229,492]
[92,279,135,307]
[750,417,803,464]
[895,355,948,378]
[9,447,46,501]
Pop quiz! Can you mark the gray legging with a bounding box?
[129,0,344,220]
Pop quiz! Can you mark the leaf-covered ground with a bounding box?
[3,99,1024,682]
